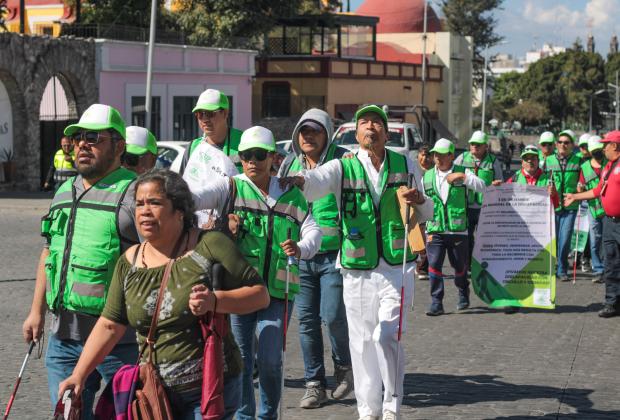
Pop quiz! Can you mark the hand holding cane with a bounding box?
[3,341,36,420]
[279,228,295,419]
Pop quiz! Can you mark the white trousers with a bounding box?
[341,263,414,418]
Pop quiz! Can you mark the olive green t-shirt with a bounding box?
[102,230,262,393]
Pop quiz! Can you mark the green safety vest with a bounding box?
[41,168,137,316]
[460,152,496,206]
[53,149,77,184]
[511,170,550,187]
[581,159,606,219]
[544,154,581,211]
[339,150,415,269]
[285,144,340,253]
[423,165,469,234]
[233,177,309,300]
[189,127,243,171]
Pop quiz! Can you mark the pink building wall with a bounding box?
[96,40,256,140]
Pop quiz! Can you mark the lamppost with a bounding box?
[481,41,508,131]
[589,89,607,132]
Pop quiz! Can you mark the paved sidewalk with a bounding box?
[1,197,619,419]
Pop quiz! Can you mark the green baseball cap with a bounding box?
[239,126,276,152]
[469,130,489,144]
[125,126,157,155]
[539,131,556,144]
[64,104,126,139]
[430,138,455,154]
[588,135,604,152]
[520,144,540,158]
[354,104,388,127]
[578,133,591,147]
[192,89,229,113]
[558,129,576,142]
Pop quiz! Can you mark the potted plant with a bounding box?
[1,148,15,182]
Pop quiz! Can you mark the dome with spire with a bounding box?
[356,0,442,34]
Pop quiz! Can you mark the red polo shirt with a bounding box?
[507,168,560,207]
[592,158,620,217]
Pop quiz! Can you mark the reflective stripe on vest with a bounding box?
[42,167,136,315]
[423,165,468,233]
[544,154,581,211]
[339,150,416,269]
[286,144,341,253]
[53,150,77,184]
[233,177,308,300]
[581,160,606,218]
[461,152,495,206]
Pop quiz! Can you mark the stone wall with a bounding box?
[0,33,98,190]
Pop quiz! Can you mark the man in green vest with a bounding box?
[279,104,434,420]
[278,108,352,408]
[422,138,485,316]
[539,131,556,171]
[22,104,139,418]
[545,129,582,282]
[578,135,607,282]
[179,88,243,174]
[191,125,322,420]
[454,130,503,268]
[121,125,158,175]
[44,136,77,191]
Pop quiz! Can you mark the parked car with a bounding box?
[332,120,424,161]
[156,141,189,173]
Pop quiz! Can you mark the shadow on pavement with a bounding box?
[401,373,618,418]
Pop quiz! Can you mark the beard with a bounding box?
[77,143,117,179]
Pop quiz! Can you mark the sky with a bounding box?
[349,0,619,60]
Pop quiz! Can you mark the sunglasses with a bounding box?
[239,149,269,162]
[72,131,115,146]
[556,141,572,145]
[195,110,222,119]
[541,143,554,147]
[123,153,141,167]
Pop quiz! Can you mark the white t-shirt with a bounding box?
[182,141,238,227]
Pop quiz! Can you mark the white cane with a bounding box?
[392,174,414,413]
[279,228,295,419]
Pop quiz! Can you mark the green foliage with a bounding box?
[440,0,504,85]
[606,53,620,85]
[506,100,549,126]
[492,71,522,111]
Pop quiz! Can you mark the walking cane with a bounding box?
[392,174,414,412]
[572,203,582,284]
[279,228,295,420]
[3,341,36,420]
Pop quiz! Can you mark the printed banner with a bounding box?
[472,184,556,309]
[570,202,590,253]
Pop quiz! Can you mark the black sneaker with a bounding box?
[457,296,470,311]
[426,305,444,316]
[299,381,328,409]
[592,274,604,284]
[598,305,619,318]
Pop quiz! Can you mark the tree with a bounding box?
[492,71,522,111]
[441,0,504,86]
[70,0,178,30]
[506,100,549,126]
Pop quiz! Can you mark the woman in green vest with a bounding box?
[578,135,607,282]
[190,126,322,420]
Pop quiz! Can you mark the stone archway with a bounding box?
[0,33,98,190]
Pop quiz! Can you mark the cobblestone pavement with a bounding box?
[1,195,619,419]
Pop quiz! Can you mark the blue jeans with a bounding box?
[426,233,469,308]
[168,387,202,420]
[222,374,242,420]
[297,252,351,387]
[555,210,577,277]
[603,217,620,306]
[589,213,604,274]
[231,298,293,420]
[45,333,138,420]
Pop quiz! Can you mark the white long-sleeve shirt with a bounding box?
[191,174,322,260]
[299,149,434,272]
[454,152,503,209]
[423,164,486,235]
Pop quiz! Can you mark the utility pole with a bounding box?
[481,46,489,131]
[420,0,428,108]
[616,70,619,130]
[145,0,157,131]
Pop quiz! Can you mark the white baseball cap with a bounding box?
[125,126,157,155]
[192,89,229,113]
[430,138,455,154]
[469,130,489,144]
[588,135,604,152]
[239,126,276,152]
[578,133,591,147]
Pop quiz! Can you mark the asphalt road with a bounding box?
[1,195,619,419]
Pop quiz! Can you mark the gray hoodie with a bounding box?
[279,108,346,176]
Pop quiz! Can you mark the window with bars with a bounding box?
[131,96,161,139]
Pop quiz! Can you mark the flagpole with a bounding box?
[145,0,157,131]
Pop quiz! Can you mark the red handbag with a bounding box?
[199,310,228,420]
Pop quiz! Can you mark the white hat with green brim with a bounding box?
[588,135,604,152]
[578,133,591,146]
[125,126,158,155]
[239,126,276,152]
[192,89,229,113]
[64,104,126,139]
[469,130,489,144]
[539,131,556,144]
[521,144,540,158]
[558,129,576,142]
[430,138,455,154]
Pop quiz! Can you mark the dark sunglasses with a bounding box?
[123,153,141,167]
[195,110,222,119]
[556,141,572,145]
[72,131,115,146]
[239,149,269,162]
[541,143,554,147]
